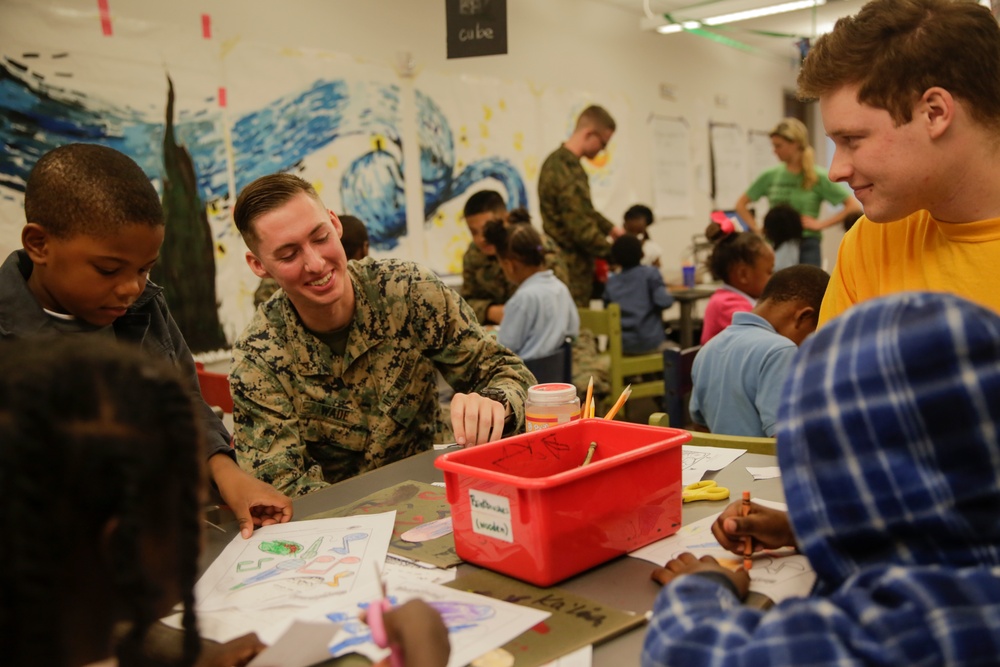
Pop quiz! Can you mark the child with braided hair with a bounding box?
[0,337,451,667]
[0,338,262,666]
[484,209,579,361]
[700,220,775,345]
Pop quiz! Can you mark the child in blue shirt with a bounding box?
[484,210,579,360]
[603,234,674,354]
[689,264,829,437]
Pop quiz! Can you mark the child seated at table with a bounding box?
[644,291,1000,666]
[700,219,775,345]
[689,264,829,437]
[0,337,450,667]
[603,234,675,355]
[484,210,579,360]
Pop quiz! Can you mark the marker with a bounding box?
[742,490,752,570]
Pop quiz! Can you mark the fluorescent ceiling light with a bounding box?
[702,0,826,26]
[656,20,701,33]
[642,0,827,33]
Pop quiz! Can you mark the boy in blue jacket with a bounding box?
[0,143,291,537]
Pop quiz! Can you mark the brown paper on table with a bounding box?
[305,480,461,568]
[446,569,647,667]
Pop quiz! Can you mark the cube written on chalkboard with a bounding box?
[446,0,508,59]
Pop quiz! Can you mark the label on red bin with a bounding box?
[469,489,513,543]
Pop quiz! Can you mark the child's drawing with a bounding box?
[325,579,549,667]
[195,514,395,615]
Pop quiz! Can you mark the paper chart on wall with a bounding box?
[629,500,816,603]
[169,513,395,644]
[324,578,550,667]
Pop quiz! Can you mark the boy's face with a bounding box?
[821,83,936,222]
[583,127,613,160]
[623,216,647,236]
[465,209,504,256]
[245,192,350,316]
[24,223,163,327]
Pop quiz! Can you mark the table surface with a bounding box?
[199,447,783,666]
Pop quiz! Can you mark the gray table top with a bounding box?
[200,448,783,665]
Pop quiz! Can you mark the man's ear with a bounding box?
[21,223,51,264]
[245,250,271,279]
[920,86,955,140]
[329,210,343,237]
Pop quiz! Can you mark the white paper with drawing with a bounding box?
[170,513,395,643]
[629,500,816,602]
[681,445,746,485]
[324,579,550,667]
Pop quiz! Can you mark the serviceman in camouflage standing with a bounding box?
[230,174,534,497]
[461,189,568,325]
[538,105,625,308]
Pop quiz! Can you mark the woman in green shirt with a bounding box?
[736,118,861,267]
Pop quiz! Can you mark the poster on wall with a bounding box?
[649,115,694,219]
[415,71,538,275]
[446,0,509,59]
[709,122,749,211]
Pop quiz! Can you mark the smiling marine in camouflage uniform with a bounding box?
[231,174,534,497]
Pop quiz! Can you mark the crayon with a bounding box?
[742,490,752,570]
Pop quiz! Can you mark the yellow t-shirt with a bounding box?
[820,209,1000,325]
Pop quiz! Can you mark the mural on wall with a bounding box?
[415,72,536,275]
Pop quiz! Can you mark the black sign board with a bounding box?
[446,0,508,59]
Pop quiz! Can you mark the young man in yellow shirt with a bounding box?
[798,0,1000,325]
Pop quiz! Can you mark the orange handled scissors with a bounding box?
[682,480,730,503]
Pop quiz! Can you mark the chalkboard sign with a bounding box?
[446,0,507,59]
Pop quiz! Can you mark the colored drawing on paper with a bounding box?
[325,579,549,667]
[194,514,396,616]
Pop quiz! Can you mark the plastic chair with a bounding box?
[662,344,701,429]
[578,303,663,419]
[524,339,573,384]
[195,362,234,415]
[648,413,777,456]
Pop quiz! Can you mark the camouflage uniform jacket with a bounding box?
[461,237,571,325]
[538,145,615,306]
[230,257,534,497]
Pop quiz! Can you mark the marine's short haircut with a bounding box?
[624,204,654,226]
[760,264,830,313]
[234,173,321,251]
[798,0,1000,131]
[340,214,369,260]
[611,234,643,270]
[463,190,507,219]
[24,143,163,239]
[575,105,616,132]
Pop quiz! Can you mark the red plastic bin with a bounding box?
[435,419,689,586]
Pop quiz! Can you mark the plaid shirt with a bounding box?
[643,292,1000,667]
